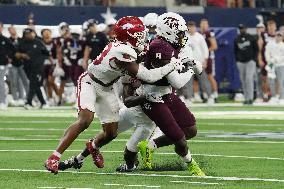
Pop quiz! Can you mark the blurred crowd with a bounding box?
[0,15,284,110]
[1,0,284,8]
[0,18,113,109]
[235,19,284,105]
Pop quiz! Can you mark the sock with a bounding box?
[91,139,98,149]
[202,92,208,99]
[182,152,192,163]
[194,92,200,98]
[213,91,218,98]
[52,151,62,158]
[76,153,86,163]
[147,139,157,150]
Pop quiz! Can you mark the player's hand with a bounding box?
[21,53,30,60]
[170,57,184,72]
[146,92,164,103]
[258,60,265,68]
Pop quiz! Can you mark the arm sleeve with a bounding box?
[136,63,174,83]
[166,69,194,89]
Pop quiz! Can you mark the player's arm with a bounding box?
[82,46,90,70]
[208,36,218,51]
[125,58,181,83]
[123,84,146,108]
[166,68,194,89]
[56,45,63,67]
[257,36,265,68]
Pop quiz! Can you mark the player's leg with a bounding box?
[261,68,270,102]
[139,100,186,169]
[85,87,120,168]
[275,66,284,103]
[117,108,155,172]
[207,59,218,101]
[245,61,256,104]
[45,73,95,174]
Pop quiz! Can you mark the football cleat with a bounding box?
[116,164,137,172]
[86,139,104,168]
[45,155,60,174]
[137,140,154,170]
[58,156,83,171]
[187,159,206,176]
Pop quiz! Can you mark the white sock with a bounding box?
[203,92,208,99]
[76,153,85,163]
[53,151,62,158]
[92,140,98,149]
[194,93,200,98]
[182,152,192,163]
[147,140,157,150]
[213,91,218,98]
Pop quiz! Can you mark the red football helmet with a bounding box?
[113,16,146,51]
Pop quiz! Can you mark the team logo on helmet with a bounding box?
[121,23,135,30]
[163,17,179,30]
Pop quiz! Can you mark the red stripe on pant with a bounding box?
[77,72,88,112]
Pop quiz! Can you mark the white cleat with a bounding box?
[0,103,7,110]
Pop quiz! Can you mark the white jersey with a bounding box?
[88,42,137,85]
[265,40,284,67]
[186,32,209,64]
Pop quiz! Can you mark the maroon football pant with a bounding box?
[142,93,196,142]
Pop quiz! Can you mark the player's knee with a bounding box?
[183,126,197,140]
[104,129,118,140]
[77,117,92,131]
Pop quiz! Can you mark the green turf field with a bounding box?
[0,105,284,189]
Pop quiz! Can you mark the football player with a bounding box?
[137,12,205,176]
[44,16,183,174]
[41,29,59,105]
[200,19,218,102]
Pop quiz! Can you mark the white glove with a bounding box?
[146,92,164,103]
[169,57,184,72]
[53,65,65,77]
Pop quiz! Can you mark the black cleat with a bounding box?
[58,156,83,171]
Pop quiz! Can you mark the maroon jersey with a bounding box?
[57,37,85,65]
[200,30,215,59]
[144,37,179,86]
[44,39,57,59]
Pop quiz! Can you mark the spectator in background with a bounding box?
[16,28,48,109]
[199,18,218,102]
[82,19,108,70]
[0,22,15,109]
[8,25,29,106]
[101,0,116,6]
[180,21,211,104]
[258,19,277,101]
[254,23,266,102]
[207,0,227,7]
[41,28,59,105]
[264,31,284,104]
[234,24,258,105]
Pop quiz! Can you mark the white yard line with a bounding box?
[1,168,284,183]
[104,184,160,188]
[0,149,283,161]
[0,137,283,144]
[170,180,220,185]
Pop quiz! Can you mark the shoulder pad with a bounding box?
[113,43,137,62]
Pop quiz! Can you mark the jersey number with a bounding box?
[93,43,113,65]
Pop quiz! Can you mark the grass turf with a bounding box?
[0,106,284,189]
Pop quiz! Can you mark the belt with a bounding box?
[88,73,119,87]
